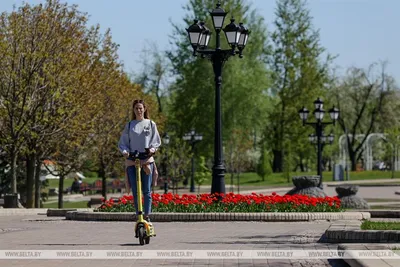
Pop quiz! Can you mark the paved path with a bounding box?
[0,215,349,267]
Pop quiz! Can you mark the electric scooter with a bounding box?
[128,150,156,245]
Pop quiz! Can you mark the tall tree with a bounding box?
[226,128,253,190]
[0,0,94,197]
[134,42,171,113]
[256,144,272,182]
[45,126,91,208]
[167,0,271,162]
[384,126,400,178]
[0,0,147,207]
[331,62,398,170]
[267,0,333,173]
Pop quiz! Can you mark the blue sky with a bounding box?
[0,0,398,81]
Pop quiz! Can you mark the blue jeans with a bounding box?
[126,163,153,216]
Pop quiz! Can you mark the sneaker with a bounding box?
[145,216,151,222]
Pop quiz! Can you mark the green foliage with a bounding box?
[361,220,400,230]
[256,146,272,181]
[0,0,150,206]
[194,156,210,193]
[167,0,271,160]
[266,0,334,173]
[42,201,88,209]
[383,126,400,148]
[0,154,26,195]
[383,126,400,177]
[163,135,192,192]
[133,42,170,114]
[330,62,399,170]
[200,170,400,186]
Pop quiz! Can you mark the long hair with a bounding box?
[132,99,150,120]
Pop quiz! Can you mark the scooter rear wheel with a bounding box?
[145,236,150,244]
[138,227,145,245]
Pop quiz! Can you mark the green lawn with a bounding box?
[361,220,400,230]
[43,178,116,194]
[339,171,400,181]
[42,201,89,208]
[42,170,400,192]
[46,177,115,189]
[352,183,400,186]
[201,170,400,187]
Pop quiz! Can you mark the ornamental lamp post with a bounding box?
[308,133,335,146]
[308,134,316,143]
[299,98,340,188]
[328,133,335,144]
[183,129,203,193]
[162,133,170,194]
[186,1,251,195]
[308,132,335,176]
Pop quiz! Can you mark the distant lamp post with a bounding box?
[308,132,335,146]
[162,133,170,194]
[186,1,250,195]
[299,98,339,188]
[328,133,335,144]
[183,129,203,192]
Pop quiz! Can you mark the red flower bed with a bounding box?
[95,192,342,213]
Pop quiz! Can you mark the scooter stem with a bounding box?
[135,158,144,222]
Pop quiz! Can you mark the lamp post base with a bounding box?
[211,164,226,195]
[164,182,168,194]
[190,177,195,193]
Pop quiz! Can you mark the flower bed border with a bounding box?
[326,222,400,243]
[65,211,370,222]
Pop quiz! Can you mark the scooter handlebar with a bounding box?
[128,149,153,160]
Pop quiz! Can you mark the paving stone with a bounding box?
[0,215,352,267]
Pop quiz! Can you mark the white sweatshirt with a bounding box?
[118,119,161,155]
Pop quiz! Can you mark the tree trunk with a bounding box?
[392,150,395,179]
[328,158,332,172]
[172,169,176,194]
[26,153,36,208]
[294,153,305,172]
[236,171,240,194]
[10,148,18,194]
[34,159,42,208]
[230,172,234,192]
[272,149,283,172]
[99,159,107,200]
[349,149,357,171]
[299,155,305,172]
[58,175,64,209]
[156,91,162,113]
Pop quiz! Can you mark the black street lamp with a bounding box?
[183,129,203,192]
[299,98,339,188]
[162,133,170,194]
[186,1,250,195]
[309,132,335,151]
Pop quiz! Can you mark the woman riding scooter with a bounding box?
[118,99,161,222]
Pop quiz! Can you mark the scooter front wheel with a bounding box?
[138,227,145,245]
